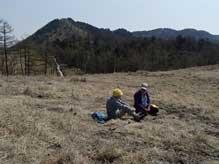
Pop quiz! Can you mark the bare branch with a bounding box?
[0,21,13,33]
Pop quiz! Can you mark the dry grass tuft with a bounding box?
[96,147,124,163]
[69,76,87,83]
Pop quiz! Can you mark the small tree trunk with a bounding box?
[19,49,24,75]
[24,48,27,75]
[0,55,4,75]
[44,42,48,75]
[27,48,30,76]
[113,54,117,73]
[3,28,8,76]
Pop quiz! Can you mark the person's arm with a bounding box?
[119,99,129,106]
[145,92,151,111]
[116,100,133,116]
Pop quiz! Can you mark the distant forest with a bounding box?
[52,35,219,73]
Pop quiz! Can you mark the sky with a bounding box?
[1,0,219,39]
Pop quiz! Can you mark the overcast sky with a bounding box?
[1,0,219,39]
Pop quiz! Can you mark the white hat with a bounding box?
[141,83,148,90]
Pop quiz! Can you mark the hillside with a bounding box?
[0,65,219,164]
[133,28,219,42]
[23,18,219,44]
[12,18,219,75]
[22,18,125,47]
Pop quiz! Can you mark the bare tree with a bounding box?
[19,48,24,75]
[0,19,3,74]
[44,40,49,75]
[0,20,15,76]
[24,47,31,76]
[27,48,30,76]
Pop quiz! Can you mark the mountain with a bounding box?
[20,18,219,46]
[15,18,219,74]
[21,18,127,47]
[132,28,219,42]
[29,18,88,43]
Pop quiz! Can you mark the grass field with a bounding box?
[0,65,219,164]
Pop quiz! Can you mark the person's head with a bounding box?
[113,88,123,99]
[140,83,148,94]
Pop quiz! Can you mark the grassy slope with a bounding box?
[0,65,219,164]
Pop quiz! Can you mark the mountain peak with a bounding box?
[113,28,132,37]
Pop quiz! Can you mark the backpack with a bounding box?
[91,112,107,124]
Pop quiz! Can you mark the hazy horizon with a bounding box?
[1,0,219,39]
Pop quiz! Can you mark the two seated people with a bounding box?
[106,83,159,122]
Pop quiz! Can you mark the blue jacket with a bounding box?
[134,89,150,113]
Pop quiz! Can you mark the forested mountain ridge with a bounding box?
[17,18,219,74]
[25,18,219,43]
[24,18,127,45]
[133,28,219,42]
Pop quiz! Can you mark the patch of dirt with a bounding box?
[47,107,65,113]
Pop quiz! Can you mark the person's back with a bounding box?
[134,89,142,111]
[106,96,119,119]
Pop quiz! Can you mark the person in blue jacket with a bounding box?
[106,88,140,121]
[134,83,159,117]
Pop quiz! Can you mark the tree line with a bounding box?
[52,34,219,73]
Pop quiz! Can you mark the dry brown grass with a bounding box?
[0,65,219,164]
